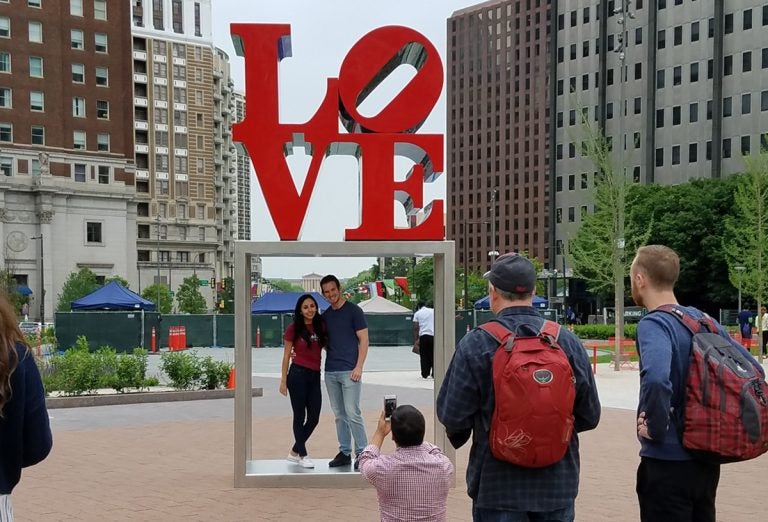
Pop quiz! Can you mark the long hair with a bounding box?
[0,292,24,416]
[292,294,327,348]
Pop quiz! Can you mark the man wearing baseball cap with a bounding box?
[437,253,601,521]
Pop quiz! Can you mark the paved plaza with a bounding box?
[13,347,768,521]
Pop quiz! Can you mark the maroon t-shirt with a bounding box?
[284,323,322,371]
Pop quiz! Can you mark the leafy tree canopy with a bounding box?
[57,268,100,312]
[176,275,207,314]
[105,275,129,288]
[141,284,173,314]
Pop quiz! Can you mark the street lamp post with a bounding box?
[489,189,499,267]
[735,265,746,312]
[156,215,161,311]
[30,235,43,323]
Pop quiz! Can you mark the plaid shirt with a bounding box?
[437,306,601,512]
[358,442,453,521]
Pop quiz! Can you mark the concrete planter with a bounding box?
[46,387,263,409]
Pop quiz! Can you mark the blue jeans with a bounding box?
[287,364,321,457]
[324,371,367,455]
[472,502,575,522]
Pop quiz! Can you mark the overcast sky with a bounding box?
[210,0,470,280]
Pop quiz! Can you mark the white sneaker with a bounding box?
[286,452,300,464]
[299,457,315,468]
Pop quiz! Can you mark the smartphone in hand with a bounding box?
[384,395,397,420]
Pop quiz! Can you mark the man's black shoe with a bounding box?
[328,451,351,467]
[354,457,360,471]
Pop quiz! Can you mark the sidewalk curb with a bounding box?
[46,387,263,409]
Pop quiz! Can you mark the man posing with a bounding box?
[321,274,369,470]
[437,253,600,521]
[358,405,453,522]
[412,301,435,379]
[631,245,764,521]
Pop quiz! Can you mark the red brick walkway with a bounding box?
[13,408,766,521]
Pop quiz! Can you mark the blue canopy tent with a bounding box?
[71,281,156,311]
[251,291,330,314]
[474,294,548,310]
[16,285,33,296]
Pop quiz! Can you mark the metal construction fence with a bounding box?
[54,309,561,351]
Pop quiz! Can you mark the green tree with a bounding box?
[141,284,173,314]
[105,275,129,288]
[628,176,739,313]
[176,275,207,314]
[0,269,26,314]
[375,257,413,279]
[57,268,100,312]
[568,115,650,370]
[724,148,768,361]
[269,279,304,293]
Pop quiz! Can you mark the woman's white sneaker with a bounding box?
[299,457,314,468]
[286,452,301,464]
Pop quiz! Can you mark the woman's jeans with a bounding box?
[287,364,321,457]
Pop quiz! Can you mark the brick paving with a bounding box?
[12,404,767,521]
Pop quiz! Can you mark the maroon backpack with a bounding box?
[656,305,768,463]
[479,320,576,468]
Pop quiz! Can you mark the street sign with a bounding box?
[199,279,209,286]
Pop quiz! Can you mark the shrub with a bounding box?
[159,351,203,390]
[572,324,638,340]
[55,344,103,395]
[113,348,149,392]
[199,356,233,390]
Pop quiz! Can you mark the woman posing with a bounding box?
[0,293,52,521]
[280,294,327,468]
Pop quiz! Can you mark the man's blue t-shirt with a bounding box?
[323,300,367,372]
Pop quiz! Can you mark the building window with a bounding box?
[0,52,9,72]
[706,141,712,160]
[658,29,665,49]
[96,100,109,119]
[172,0,183,33]
[690,62,699,82]
[177,203,187,219]
[634,97,642,115]
[743,9,752,30]
[153,0,164,30]
[0,122,10,142]
[177,251,190,263]
[28,0,42,7]
[96,133,109,151]
[31,125,44,145]
[707,100,713,120]
[0,156,11,176]
[71,29,84,49]
[158,202,167,217]
[762,90,768,111]
[673,66,681,85]
[725,13,733,34]
[691,21,699,42]
[556,208,562,224]
[655,148,664,167]
[671,145,680,165]
[194,2,201,36]
[634,132,641,149]
[707,59,714,78]
[97,165,109,184]
[656,69,665,89]
[724,55,733,75]
[674,26,682,46]
[689,102,698,123]
[72,63,84,83]
[568,207,575,223]
[159,250,170,262]
[672,106,681,125]
[656,108,664,128]
[689,143,698,163]
[72,97,85,117]
[73,130,86,149]
[634,62,642,80]
[95,66,108,86]
[73,163,86,182]
[157,180,169,196]
[568,174,575,191]
[723,96,732,117]
[741,136,751,155]
[743,51,752,73]
[635,27,642,45]
[29,91,45,111]
[0,16,8,38]
[198,226,205,241]
[723,138,731,159]
[28,21,42,43]
[70,0,83,16]
[94,33,107,52]
[29,56,43,77]
[86,222,102,243]
[742,93,751,114]
[0,87,10,108]
[94,0,107,20]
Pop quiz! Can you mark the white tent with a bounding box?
[357,295,411,314]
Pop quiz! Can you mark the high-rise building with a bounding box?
[232,91,251,242]
[131,0,236,302]
[554,0,768,267]
[0,0,136,321]
[447,0,553,287]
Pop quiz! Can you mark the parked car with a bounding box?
[18,321,41,335]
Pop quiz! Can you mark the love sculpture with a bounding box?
[231,24,445,240]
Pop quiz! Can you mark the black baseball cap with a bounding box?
[483,253,536,294]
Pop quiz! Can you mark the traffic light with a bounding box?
[210,277,215,287]
[221,279,226,290]
[219,299,225,309]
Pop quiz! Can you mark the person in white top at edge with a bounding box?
[413,302,435,379]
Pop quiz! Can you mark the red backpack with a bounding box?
[656,305,768,463]
[479,320,576,468]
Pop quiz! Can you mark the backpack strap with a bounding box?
[478,321,515,352]
[539,320,561,345]
[655,304,719,334]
